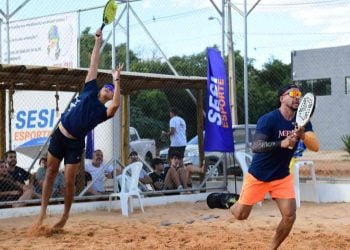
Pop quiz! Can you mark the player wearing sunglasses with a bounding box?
[33,28,124,230]
[230,83,319,249]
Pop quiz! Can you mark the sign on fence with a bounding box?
[1,12,78,68]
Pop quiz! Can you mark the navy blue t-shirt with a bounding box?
[61,79,108,139]
[249,109,313,182]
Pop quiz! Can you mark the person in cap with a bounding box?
[34,28,124,229]
[229,83,319,249]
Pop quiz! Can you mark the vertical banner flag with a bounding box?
[86,130,95,159]
[204,48,234,152]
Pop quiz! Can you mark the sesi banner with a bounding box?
[204,48,234,152]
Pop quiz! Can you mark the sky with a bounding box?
[1,0,350,69]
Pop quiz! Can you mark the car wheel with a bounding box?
[206,158,223,177]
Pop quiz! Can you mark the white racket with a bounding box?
[296,92,316,128]
[289,92,316,149]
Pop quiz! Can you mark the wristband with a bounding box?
[114,78,120,81]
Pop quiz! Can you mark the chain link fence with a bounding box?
[0,0,349,208]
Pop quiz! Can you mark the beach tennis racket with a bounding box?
[295,92,316,129]
[289,92,316,149]
[96,0,118,36]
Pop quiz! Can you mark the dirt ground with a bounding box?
[297,150,350,177]
[0,200,350,250]
[0,150,349,250]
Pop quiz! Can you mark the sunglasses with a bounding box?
[283,90,302,98]
[103,84,115,93]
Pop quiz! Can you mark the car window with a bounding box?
[130,133,138,142]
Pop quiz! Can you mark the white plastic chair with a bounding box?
[234,151,252,176]
[293,160,319,208]
[234,151,262,206]
[108,162,145,216]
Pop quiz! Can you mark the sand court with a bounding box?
[1,200,350,249]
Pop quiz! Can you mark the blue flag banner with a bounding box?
[85,130,95,159]
[204,48,234,152]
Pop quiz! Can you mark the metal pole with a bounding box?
[126,0,130,71]
[228,0,260,150]
[6,0,10,63]
[0,18,2,63]
[243,0,249,151]
[227,0,238,126]
[77,10,81,67]
[221,0,225,57]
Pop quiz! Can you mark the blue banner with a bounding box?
[204,48,234,152]
[85,130,95,159]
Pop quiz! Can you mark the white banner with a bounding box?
[2,12,78,68]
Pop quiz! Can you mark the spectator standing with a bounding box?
[162,107,187,159]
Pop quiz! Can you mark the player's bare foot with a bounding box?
[34,213,47,227]
[229,205,235,216]
[53,214,68,229]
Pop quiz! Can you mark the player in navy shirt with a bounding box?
[34,28,124,229]
[230,84,320,249]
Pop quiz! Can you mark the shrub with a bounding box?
[341,135,350,155]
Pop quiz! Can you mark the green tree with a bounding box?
[79,27,292,137]
[79,28,139,69]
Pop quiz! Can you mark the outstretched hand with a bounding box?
[112,63,124,81]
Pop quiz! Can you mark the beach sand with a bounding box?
[1,200,350,250]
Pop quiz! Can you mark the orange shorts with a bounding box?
[239,172,295,205]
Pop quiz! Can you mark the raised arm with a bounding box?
[106,63,124,117]
[85,29,103,83]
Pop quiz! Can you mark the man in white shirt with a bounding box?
[162,107,187,159]
[84,149,113,194]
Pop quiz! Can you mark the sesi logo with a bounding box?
[207,76,229,128]
[15,109,56,129]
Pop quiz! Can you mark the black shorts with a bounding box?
[48,128,85,164]
[168,146,186,159]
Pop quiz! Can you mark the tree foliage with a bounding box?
[79,28,292,143]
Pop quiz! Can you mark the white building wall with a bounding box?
[292,45,350,150]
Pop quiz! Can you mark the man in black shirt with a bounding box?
[5,150,31,187]
[149,158,166,190]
